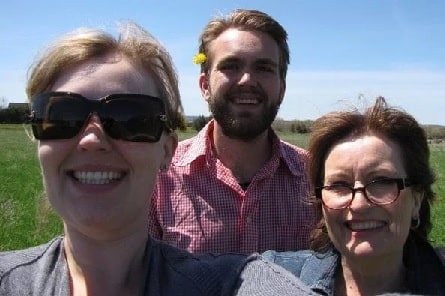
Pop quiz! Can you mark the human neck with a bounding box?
[63,228,149,296]
[336,255,406,296]
[212,122,272,184]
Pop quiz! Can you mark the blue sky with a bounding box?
[1,0,444,124]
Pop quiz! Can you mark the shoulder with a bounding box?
[272,136,309,176]
[235,256,319,296]
[279,138,308,153]
[154,240,250,294]
[160,240,248,271]
[160,241,248,272]
[172,135,198,159]
[279,140,309,160]
[0,237,66,293]
[172,124,211,166]
[155,242,318,295]
[403,234,445,294]
[0,237,63,274]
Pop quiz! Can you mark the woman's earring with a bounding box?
[411,216,420,230]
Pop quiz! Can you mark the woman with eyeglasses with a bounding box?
[264,97,445,295]
[0,22,318,296]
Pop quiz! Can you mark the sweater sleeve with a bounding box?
[234,256,319,296]
[0,237,70,295]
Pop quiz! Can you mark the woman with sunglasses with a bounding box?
[0,22,317,296]
[264,97,445,295]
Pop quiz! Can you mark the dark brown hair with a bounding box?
[198,9,289,82]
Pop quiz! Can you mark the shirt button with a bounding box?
[246,216,252,223]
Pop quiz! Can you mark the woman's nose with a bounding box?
[76,114,112,152]
[349,189,373,210]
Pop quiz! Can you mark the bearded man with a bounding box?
[149,9,317,254]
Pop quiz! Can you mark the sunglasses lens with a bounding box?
[31,94,87,139]
[30,92,167,142]
[102,96,165,142]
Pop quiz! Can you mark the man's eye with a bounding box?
[257,65,275,73]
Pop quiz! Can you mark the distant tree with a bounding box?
[289,120,310,133]
[0,108,27,123]
[192,115,211,131]
[273,119,313,134]
[272,118,286,132]
[175,113,188,131]
[424,125,445,140]
[0,96,8,109]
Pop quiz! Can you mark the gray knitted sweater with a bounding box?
[0,236,318,296]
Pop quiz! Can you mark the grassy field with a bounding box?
[1,124,444,251]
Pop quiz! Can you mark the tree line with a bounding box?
[0,107,28,123]
[186,116,445,141]
[1,105,445,140]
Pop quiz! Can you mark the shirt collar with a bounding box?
[175,119,306,177]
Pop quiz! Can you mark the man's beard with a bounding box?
[208,87,280,141]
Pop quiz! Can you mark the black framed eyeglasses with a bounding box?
[315,178,412,210]
[28,91,171,142]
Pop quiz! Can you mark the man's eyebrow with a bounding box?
[218,56,241,64]
[217,56,278,67]
[256,58,279,67]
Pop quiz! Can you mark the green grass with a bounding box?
[276,131,310,148]
[428,143,445,246]
[0,125,62,250]
[1,125,444,250]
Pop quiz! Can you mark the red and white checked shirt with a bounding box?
[148,120,318,254]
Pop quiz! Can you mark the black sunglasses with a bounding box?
[29,92,170,142]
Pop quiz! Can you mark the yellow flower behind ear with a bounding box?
[193,53,207,64]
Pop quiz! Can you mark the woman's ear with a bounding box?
[161,132,178,171]
[411,190,424,218]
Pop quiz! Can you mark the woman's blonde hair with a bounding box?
[26,21,183,129]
